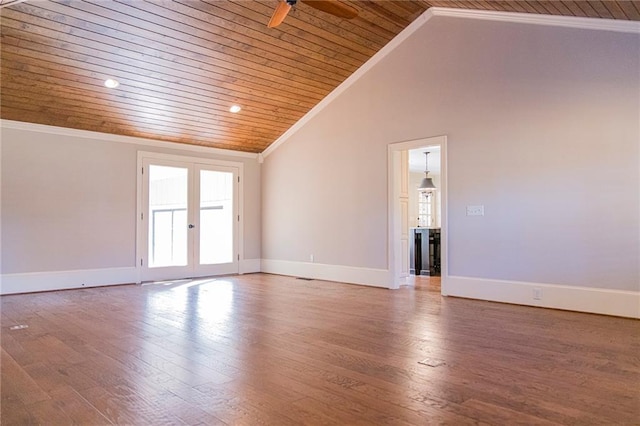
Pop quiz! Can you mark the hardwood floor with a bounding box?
[2,273,638,425]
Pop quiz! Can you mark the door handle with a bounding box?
[188,224,195,229]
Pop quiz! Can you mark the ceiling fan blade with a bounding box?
[268,1,292,28]
[301,0,358,19]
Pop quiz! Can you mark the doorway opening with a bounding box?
[388,136,447,292]
[408,145,441,281]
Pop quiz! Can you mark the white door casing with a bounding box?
[136,152,244,283]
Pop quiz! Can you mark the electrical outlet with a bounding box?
[466,205,484,216]
[310,254,314,263]
[533,288,542,300]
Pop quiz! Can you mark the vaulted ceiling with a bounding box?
[1,1,638,153]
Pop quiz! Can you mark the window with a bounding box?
[418,191,434,227]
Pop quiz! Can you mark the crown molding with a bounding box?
[429,7,640,33]
[0,119,259,160]
[0,0,28,9]
[261,7,639,159]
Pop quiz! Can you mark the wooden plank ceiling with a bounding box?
[1,1,639,153]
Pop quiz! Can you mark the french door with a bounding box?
[139,156,239,282]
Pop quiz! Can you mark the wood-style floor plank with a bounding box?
[1,274,638,424]
[25,385,113,425]
[1,348,51,405]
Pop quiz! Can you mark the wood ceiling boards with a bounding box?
[1,1,638,153]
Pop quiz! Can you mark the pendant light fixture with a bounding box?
[418,151,436,191]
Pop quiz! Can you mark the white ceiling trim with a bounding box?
[261,7,640,158]
[432,7,640,33]
[0,119,259,160]
[0,0,28,9]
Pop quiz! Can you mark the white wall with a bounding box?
[261,14,639,300]
[1,123,261,291]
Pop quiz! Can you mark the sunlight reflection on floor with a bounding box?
[144,277,235,341]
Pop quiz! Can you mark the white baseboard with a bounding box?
[239,258,261,274]
[261,259,391,289]
[6,266,634,318]
[1,267,137,295]
[443,275,640,319]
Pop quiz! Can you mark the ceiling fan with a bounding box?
[268,0,358,28]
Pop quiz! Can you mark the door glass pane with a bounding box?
[200,170,233,265]
[149,165,188,267]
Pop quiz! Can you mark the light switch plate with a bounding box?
[466,205,484,216]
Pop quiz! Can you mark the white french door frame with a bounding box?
[135,151,244,283]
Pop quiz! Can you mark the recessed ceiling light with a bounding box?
[104,78,119,89]
[229,105,241,113]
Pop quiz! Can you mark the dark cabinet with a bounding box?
[410,228,441,276]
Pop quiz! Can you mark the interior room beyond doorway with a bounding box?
[408,145,442,280]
